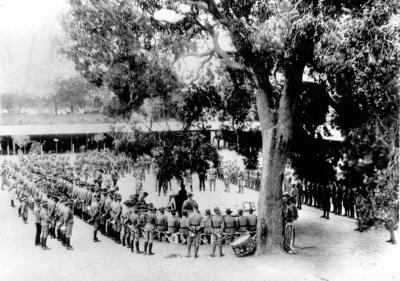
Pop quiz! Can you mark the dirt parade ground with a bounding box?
[0,164,398,281]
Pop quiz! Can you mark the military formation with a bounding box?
[1,151,259,258]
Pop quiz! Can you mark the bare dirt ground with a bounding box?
[0,167,398,281]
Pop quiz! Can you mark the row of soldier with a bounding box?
[2,154,259,257]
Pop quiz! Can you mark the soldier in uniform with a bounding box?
[88,194,101,242]
[179,210,189,243]
[207,165,217,191]
[167,209,179,243]
[111,193,123,243]
[63,200,74,250]
[237,209,248,233]
[156,207,167,241]
[247,208,257,233]
[202,209,212,244]
[283,195,298,254]
[187,205,203,258]
[182,192,198,214]
[223,208,236,242]
[120,200,131,247]
[33,198,42,246]
[143,203,156,255]
[321,184,331,219]
[21,196,29,224]
[210,207,225,257]
[40,201,51,250]
[128,205,143,254]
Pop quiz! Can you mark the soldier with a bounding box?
[167,209,179,243]
[179,210,189,243]
[88,194,101,242]
[210,207,225,257]
[143,203,156,255]
[63,200,74,250]
[120,200,131,247]
[33,198,42,246]
[128,205,143,254]
[283,195,298,254]
[182,192,198,214]
[40,201,51,250]
[336,183,343,216]
[202,209,212,244]
[187,205,203,258]
[207,165,217,191]
[237,209,248,233]
[21,196,29,224]
[156,207,167,241]
[111,193,123,243]
[223,208,236,242]
[184,169,193,192]
[355,188,366,232]
[247,208,257,232]
[321,184,331,219]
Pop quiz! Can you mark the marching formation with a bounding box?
[1,151,260,258]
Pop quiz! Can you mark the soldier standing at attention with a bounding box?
[237,209,248,233]
[63,200,74,250]
[207,165,217,191]
[111,193,123,244]
[223,208,236,242]
[247,208,257,233]
[40,201,51,250]
[182,192,198,215]
[187,205,203,258]
[34,198,42,246]
[156,207,167,241]
[144,203,156,255]
[321,184,331,219]
[88,194,101,242]
[128,205,143,254]
[202,209,212,244]
[210,207,225,257]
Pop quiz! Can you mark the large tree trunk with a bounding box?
[254,66,302,255]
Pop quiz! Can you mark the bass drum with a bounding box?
[230,234,256,257]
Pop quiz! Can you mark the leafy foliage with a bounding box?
[61,0,181,118]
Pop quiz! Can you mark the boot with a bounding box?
[143,242,148,255]
[210,245,216,257]
[41,238,44,249]
[122,236,126,247]
[11,200,14,207]
[130,240,134,253]
[185,244,192,257]
[219,245,224,257]
[135,241,143,254]
[43,238,50,250]
[93,231,99,242]
[66,238,73,250]
[194,246,199,258]
[148,243,154,255]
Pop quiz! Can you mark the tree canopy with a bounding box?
[62,0,400,254]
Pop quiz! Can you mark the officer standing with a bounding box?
[33,198,42,246]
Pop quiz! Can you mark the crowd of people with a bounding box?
[0,151,260,258]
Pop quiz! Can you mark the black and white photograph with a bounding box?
[0,0,399,280]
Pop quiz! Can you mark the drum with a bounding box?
[230,234,256,257]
